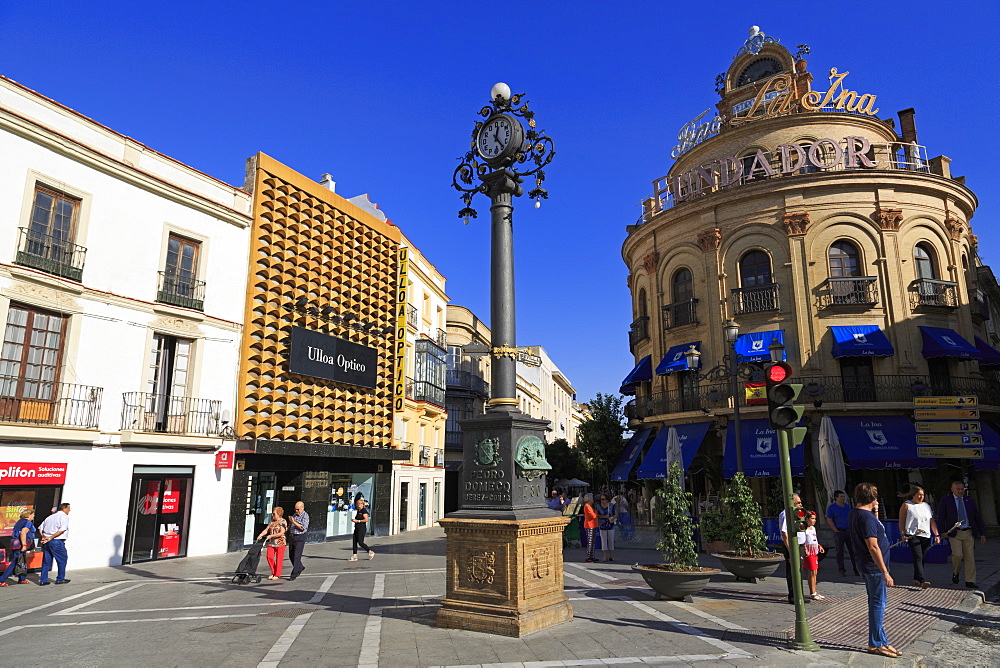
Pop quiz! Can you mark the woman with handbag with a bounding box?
[256,507,287,580]
[0,509,36,586]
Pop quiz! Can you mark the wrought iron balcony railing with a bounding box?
[819,277,879,308]
[121,393,222,435]
[407,304,419,328]
[405,377,446,408]
[0,377,102,428]
[731,284,780,314]
[912,279,958,308]
[629,316,649,351]
[662,299,699,329]
[972,292,991,323]
[156,270,206,311]
[445,430,464,450]
[15,227,87,282]
[446,369,490,397]
[435,328,448,348]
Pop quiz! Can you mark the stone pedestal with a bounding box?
[436,516,573,637]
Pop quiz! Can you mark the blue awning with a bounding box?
[656,341,701,374]
[920,326,980,359]
[734,330,785,362]
[636,422,712,479]
[830,325,895,358]
[620,355,652,394]
[976,421,1000,471]
[723,419,804,478]
[830,415,924,469]
[610,427,654,481]
[975,337,1000,367]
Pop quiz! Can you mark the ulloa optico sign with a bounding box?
[288,326,378,389]
[0,462,68,485]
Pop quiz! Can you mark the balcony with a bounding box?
[972,292,991,323]
[731,284,780,314]
[405,377,446,408]
[819,277,879,308]
[446,369,489,398]
[435,328,448,348]
[407,304,419,328]
[445,430,463,450]
[156,270,206,311]
[912,279,958,308]
[0,377,102,428]
[662,299,699,329]
[121,393,222,435]
[629,316,650,351]
[15,227,87,282]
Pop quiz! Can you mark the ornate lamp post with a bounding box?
[436,83,571,637]
[682,319,757,474]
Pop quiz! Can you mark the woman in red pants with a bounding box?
[257,507,288,580]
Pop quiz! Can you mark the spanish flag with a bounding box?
[745,381,767,405]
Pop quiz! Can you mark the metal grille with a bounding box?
[121,392,221,435]
[156,270,206,311]
[260,608,310,618]
[820,277,879,307]
[15,226,87,282]
[0,377,102,428]
[629,316,650,350]
[190,622,256,633]
[662,299,699,329]
[731,284,780,314]
[913,278,958,308]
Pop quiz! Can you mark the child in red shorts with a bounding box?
[801,511,825,599]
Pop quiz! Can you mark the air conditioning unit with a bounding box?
[421,446,431,459]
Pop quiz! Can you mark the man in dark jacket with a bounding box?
[936,481,986,588]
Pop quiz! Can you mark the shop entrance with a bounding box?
[123,466,193,564]
[1,486,61,553]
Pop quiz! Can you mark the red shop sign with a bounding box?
[0,462,67,486]
[215,451,234,470]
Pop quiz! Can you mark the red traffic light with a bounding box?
[767,362,792,383]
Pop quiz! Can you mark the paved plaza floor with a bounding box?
[1,528,998,667]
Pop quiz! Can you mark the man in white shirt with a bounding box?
[778,493,802,604]
[39,503,71,585]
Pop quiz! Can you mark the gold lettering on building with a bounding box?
[393,247,409,414]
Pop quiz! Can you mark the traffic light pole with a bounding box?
[778,426,819,651]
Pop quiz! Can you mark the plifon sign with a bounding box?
[0,462,68,486]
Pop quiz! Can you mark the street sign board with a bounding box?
[917,447,984,459]
[913,396,978,406]
[915,421,981,433]
[913,408,979,420]
[916,433,983,446]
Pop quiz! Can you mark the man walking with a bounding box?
[778,492,801,605]
[826,490,858,577]
[287,501,309,581]
[849,482,900,658]
[39,503,71,586]
[936,480,986,588]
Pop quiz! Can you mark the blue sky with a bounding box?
[2,1,997,403]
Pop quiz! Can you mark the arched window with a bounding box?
[672,268,693,302]
[829,241,861,277]
[637,288,648,318]
[914,243,936,279]
[740,250,772,286]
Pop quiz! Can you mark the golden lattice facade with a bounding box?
[238,153,400,445]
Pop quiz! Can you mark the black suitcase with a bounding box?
[231,540,265,585]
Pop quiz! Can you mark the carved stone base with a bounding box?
[436,516,573,637]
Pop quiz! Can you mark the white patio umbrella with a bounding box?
[664,426,683,473]
[817,415,847,498]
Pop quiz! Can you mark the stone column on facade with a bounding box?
[696,224,725,365]
[873,200,917,371]
[782,211,815,374]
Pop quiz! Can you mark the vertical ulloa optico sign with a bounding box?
[393,247,409,414]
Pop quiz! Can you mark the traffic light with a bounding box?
[765,362,804,429]
[794,506,807,532]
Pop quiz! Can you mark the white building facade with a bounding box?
[516,346,579,445]
[0,76,251,570]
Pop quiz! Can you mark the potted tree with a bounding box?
[633,462,720,601]
[711,472,783,583]
[698,508,730,554]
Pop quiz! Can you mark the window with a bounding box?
[914,243,936,280]
[669,268,696,327]
[637,289,647,318]
[412,339,446,407]
[143,334,192,432]
[17,186,85,281]
[829,241,861,277]
[840,358,875,402]
[158,235,204,310]
[733,250,777,313]
[740,250,772,286]
[672,268,693,302]
[0,304,66,402]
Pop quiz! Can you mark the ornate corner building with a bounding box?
[620,28,999,525]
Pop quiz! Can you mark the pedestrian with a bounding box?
[546,490,565,511]
[898,484,939,588]
[350,498,374,561]
[800,511,825,600]
[825,490,858,577]
[613,490,633,540]
[38,502,71,586]
[257,507,287,580]
[0,509,36,586]
[596,494,616,562]
[582,493,599,562]
[849,482,900,658]
[286,501,309,581]
[778,492,801,604]
[936,480,986,588]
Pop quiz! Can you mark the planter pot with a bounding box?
[713,552,783,583]
[632,565,720,601]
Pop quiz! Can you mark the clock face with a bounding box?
[478,116,515,161]
[735,57,783,87]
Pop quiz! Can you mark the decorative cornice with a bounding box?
[6,281,80,312]
[874,207,903,231]
[640,250,660,275]
[945,215,965,242]
[696,227,722,251]
[150,316,204,338]
[782,211,810,236]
